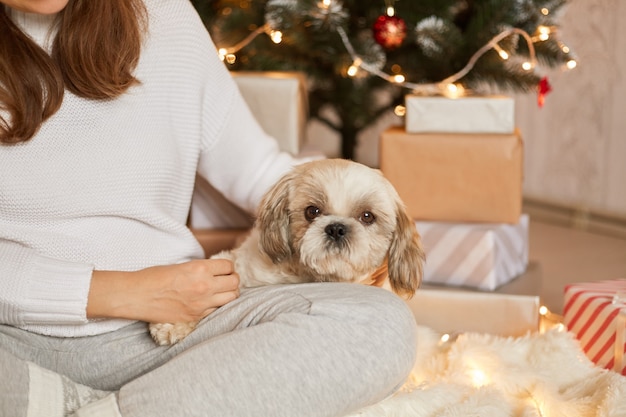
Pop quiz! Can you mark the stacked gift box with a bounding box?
[563,280,626,375]
[381,94,530,292]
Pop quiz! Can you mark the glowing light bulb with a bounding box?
[562,45,570,53]
[566,59,577,69]
[392,74,405,83]
[386,6,395,16]
[347,58,362,77]
[394,105,406,117]
[470,368,489,387]
[494,44,509,60]
[225,54,236,64]
[541,8,549,15]
[539,306,549,316]
[321,0,331,8]
[538,26,550,41]
[270,30,283,44]
[440,333,450,343]
[443,83,465,98]
[522,61,533,71]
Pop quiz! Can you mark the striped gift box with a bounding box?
[563,280,626,375]
[414,214,528,290]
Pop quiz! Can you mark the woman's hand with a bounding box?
[86,259,240,323]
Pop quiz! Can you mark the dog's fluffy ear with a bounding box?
[387,200,425,298]
[256,171,294,263]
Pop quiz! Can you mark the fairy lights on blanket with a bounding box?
[216,0,577,101]
[421,306,566,417]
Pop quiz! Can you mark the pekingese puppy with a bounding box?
[150,159,425,345]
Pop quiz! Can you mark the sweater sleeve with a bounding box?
[164,0,319,214]
[194,46,319,213]
[0,239,93,327]
[197,89,310,214]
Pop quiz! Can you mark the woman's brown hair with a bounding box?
[0,0,147,144]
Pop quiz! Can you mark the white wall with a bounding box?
[516,0,626,218]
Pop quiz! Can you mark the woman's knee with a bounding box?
[304,284,418,388]
[349,286,417,375]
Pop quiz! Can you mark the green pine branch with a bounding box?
[192,0,575,159]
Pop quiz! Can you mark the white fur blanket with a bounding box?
[348,327,626,417]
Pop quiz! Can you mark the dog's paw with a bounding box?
[149,322,197,346]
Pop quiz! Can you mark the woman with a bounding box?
[0,1,417,416]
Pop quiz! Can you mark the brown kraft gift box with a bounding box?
[380,127,523,224]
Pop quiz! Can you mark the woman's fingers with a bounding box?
[204,258,235,277]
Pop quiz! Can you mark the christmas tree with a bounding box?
[191,0,576,159]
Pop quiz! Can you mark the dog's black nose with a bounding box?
[325,223,347,241]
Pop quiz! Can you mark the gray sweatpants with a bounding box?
[0,283,417,417]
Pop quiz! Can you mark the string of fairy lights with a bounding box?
[216,0,578,100]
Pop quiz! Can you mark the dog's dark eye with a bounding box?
[305,206,321,222]
[359,211,375,225]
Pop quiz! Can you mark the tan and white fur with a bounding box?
[150,159,425,345]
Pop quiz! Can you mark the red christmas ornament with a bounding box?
[537,76,552,108]
[372,15,407,49]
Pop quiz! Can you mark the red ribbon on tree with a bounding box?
[537,76,552,108]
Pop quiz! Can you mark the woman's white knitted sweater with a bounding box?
[0,0,301,337]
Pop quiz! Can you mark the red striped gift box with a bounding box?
[563,279,626,375]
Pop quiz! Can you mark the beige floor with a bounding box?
[526,219,626,314]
